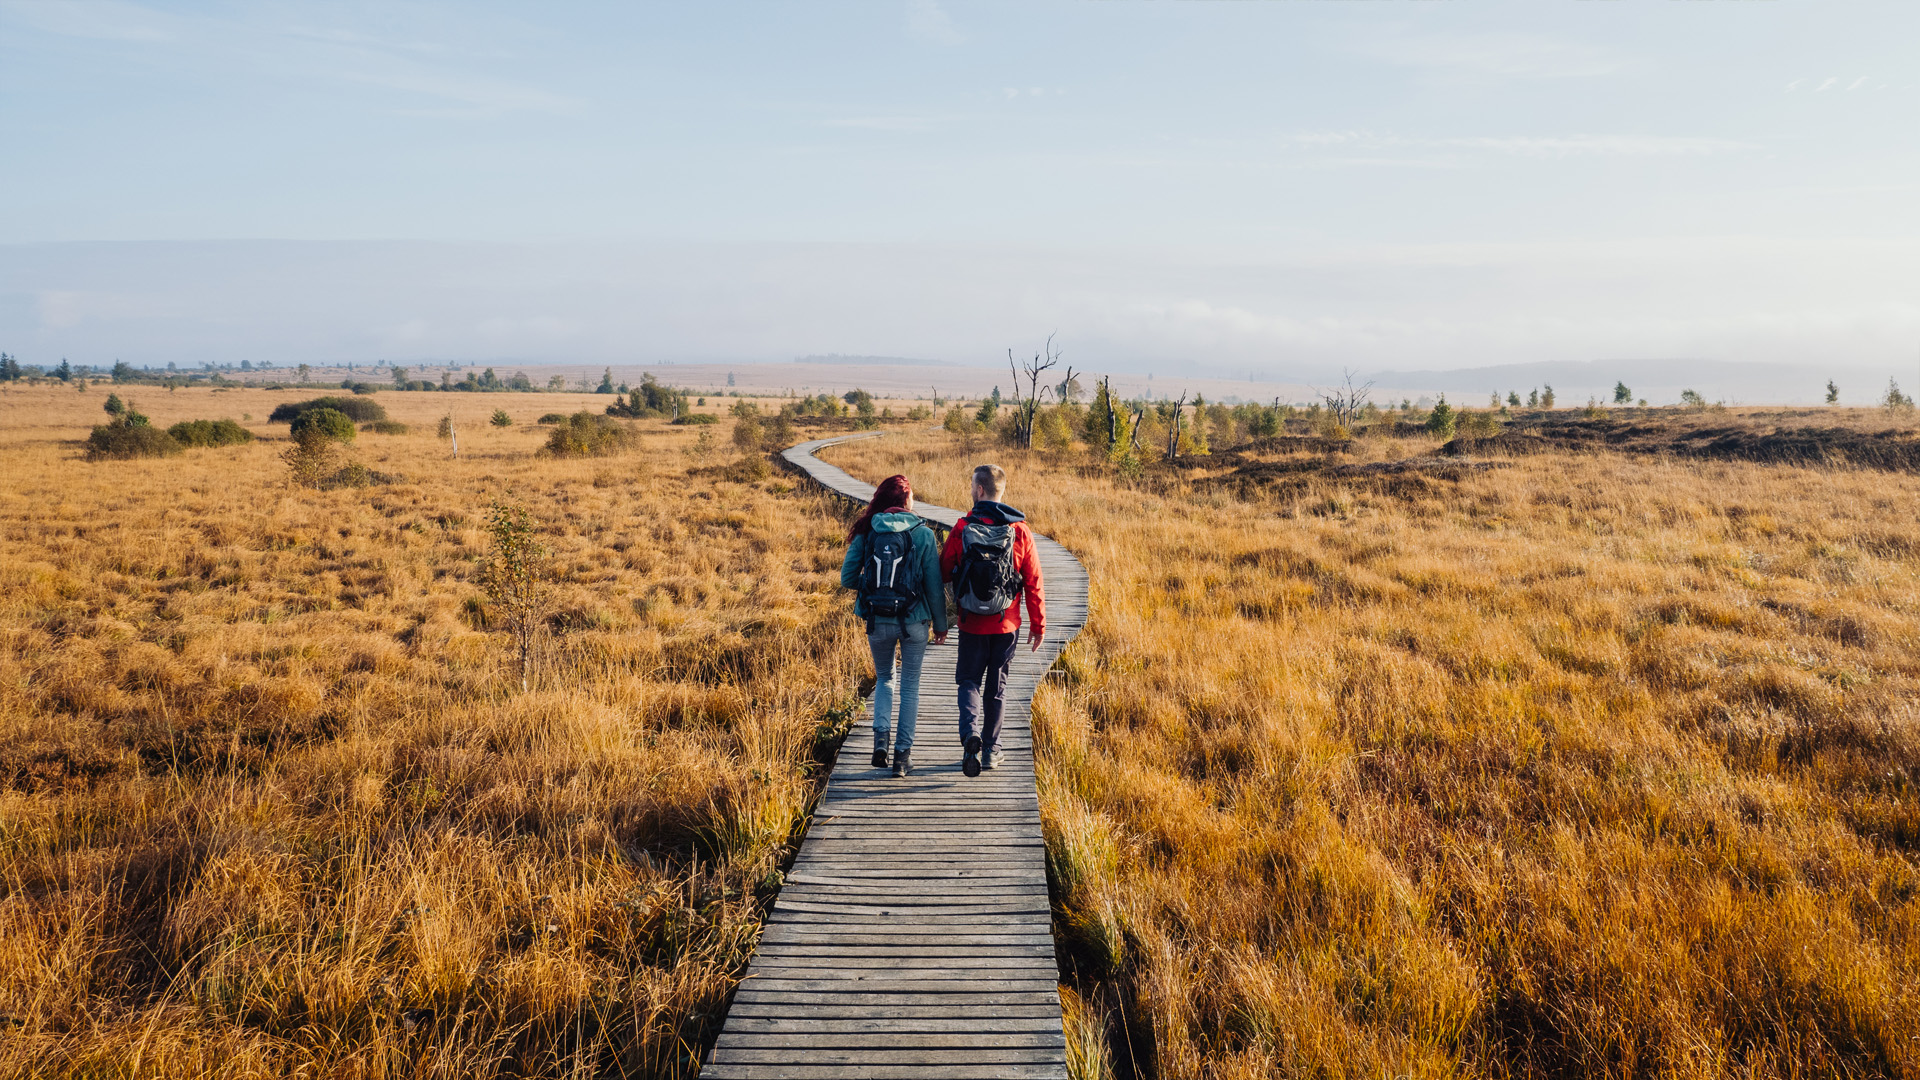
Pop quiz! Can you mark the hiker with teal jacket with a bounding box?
[841,474,949,778]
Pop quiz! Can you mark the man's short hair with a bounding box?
[972,463,1006,498]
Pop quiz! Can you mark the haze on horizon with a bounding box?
[1,0,1916,394]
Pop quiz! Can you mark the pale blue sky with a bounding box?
[1,0,1916,384]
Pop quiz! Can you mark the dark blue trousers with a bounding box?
[956,631,1017,750]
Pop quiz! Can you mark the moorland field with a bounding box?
[5,379,1920,1080]
[0,384,870,1078]
[822,408,1920,1080]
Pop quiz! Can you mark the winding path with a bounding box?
[700,434,1090,1080]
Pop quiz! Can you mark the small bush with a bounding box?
[1456,409,1502,440]
[733,416,764,452]
[726,454,772,482]
[290,408,357,443]
[167,419,254,448]
[269,396,387,424]
[364,420,410,435]
[87,417,180,460]
[672,412,718,425]
[545,411,637,457]
[491,409,513,427]
[769,415,796,447]
[323,463,394,488]
[943,406,982,434]
[536,412,568,425]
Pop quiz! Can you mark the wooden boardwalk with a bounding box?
[700,435,1089,1080]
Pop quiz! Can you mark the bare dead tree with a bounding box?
[1164,392,1189,461]
[1005,334,1064,448]
[1311,368,1375,429]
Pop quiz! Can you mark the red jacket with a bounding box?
[941,501,1045,638]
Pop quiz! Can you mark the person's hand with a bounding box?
[1028,629,1043,652]
[933,631,948,645]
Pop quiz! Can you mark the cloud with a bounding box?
[37,290,85,329]
[1,1,575,114]
[825,115,936,132]
[0,0,173,41]
[476,315,580,339]
[904,0,963,46]
[1289,131,1755,160]
[1349,31,1623,80]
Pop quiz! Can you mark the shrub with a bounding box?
[269,396,387,424]
[672,412,718,425]
[1426,396,1457,440]
[86,416,180,460]
[290,407,357,443]
[733,415,764,452]
[364,420,410,435]
[536,412,568,425]
[605,374,685,419]
[545,411,637,457]
[726,454,772,482]
[1036,407,1076,451]
[1456,408,1502,439]
[769,415,796,447]
[167,419,254,448]
[491,409,513,427]
[322,463,393,488]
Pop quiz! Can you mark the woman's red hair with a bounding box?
[848,474,913,541]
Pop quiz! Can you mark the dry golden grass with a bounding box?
[0,384,867,1078]
[823,415,1920,1080]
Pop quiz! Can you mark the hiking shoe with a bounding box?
[893,751,912,778]
[962,736,982,778]
[871,748,889,769]
[985,747,1006,771]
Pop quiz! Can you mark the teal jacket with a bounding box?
[841,511,949,633]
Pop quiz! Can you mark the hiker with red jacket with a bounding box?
[940,463,1045,777]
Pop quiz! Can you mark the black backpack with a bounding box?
[858,526,923,619]
[956,519,1021,616]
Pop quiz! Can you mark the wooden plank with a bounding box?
[710,1048,1062,1065]
[730,991,1062,1007]
[717,1032,1067,1049]
[722,1006,1063,1023]
[741,979,1061,994]
[743,955,1058,970]
[703,1066,1068,1080]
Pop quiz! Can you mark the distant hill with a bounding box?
[793,354,955,368]
[1361,358,1916,407]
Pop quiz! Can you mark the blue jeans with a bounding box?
[869,619,930,753]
